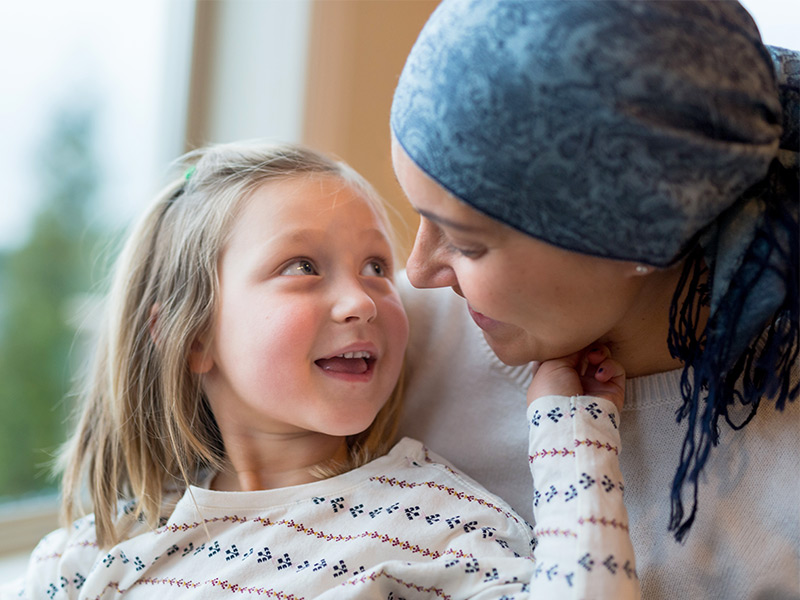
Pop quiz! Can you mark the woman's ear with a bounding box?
[188,337,214,374]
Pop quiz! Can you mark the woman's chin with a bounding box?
[483,331,583,366]
[482,332,538,366]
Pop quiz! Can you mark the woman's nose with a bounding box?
[405,218,458,289]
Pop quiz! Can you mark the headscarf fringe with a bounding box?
[667,161,799,542]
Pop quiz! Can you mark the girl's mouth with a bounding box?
[315,351,375,379]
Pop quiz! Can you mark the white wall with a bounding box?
[204,0,312,145]
[740,0,799,49]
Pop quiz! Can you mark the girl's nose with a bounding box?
[406,218,458,289]
[331,278,378,323]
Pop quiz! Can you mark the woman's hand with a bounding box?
[527,345,625,412]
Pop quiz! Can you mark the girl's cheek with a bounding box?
[260,307,314,346]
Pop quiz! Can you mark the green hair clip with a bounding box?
[168,166,196,204]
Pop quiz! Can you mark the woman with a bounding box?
[391,1,799,598]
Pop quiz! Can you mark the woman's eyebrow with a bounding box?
[416,208,484,233]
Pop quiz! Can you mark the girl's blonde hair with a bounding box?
[59,140,406,547]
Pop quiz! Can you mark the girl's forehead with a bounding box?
[228,175,391,243]
[251,174,357,205]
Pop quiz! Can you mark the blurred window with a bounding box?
[0,0,191,560]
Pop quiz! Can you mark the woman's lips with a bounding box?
[467,304,502,331]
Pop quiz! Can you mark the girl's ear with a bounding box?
[148,303,161,343]
[151,304,214,374]
[188,337,214,374]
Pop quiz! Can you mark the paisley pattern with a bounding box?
[391,0,783,267]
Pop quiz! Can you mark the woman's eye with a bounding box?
[448,243,484,259]
[281,259,318,276]
[362,260,388,277]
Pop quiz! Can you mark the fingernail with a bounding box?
[597,367,605,374]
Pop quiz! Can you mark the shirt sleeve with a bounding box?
[7,516,102,600]
[0,579,24,599]
[313,395,640,600]
[526,395,639,598]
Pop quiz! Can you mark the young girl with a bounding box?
[4,141,638,599]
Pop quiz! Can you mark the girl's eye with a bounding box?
[362,260,388,277]
[281,259,318,276]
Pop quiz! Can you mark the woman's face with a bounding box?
[393,141,650,365]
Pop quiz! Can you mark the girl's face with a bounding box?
[393,141,649,366]
[196,175,408,443]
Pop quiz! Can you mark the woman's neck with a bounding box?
[211,429,348,492]
[601,262,708,379]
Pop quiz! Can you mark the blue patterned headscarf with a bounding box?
[392,0,799,541]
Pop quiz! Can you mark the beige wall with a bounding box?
[303,0,438,261]
[185,0,435,260]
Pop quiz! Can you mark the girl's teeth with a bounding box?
[338,351,370,359]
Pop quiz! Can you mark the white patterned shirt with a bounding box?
[5,396,638,599]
